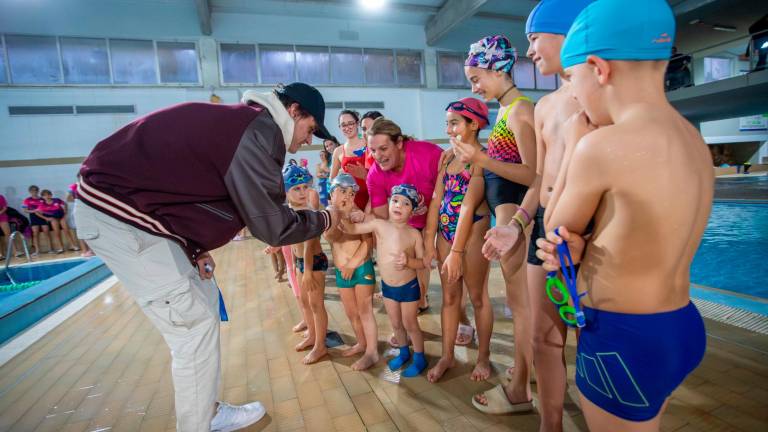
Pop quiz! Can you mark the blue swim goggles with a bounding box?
[545,227,586,328]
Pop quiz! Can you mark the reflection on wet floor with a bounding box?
[0,240,766,431]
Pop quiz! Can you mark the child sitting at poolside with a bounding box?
[283,165,329,365]
[342,184,428,377]
[323,173,379,371]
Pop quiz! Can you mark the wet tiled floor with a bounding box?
[1,239,766,431]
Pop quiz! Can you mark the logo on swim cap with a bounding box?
[283,164,313,191]
[652,33,672,44]
[390,184,419,209]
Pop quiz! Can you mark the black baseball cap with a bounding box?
[276,82,332,140]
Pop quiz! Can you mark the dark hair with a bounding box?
[362,111,383,121]
[339,109,359,123]
[320,148,331,165]
[274,88,311,118]
[41,189,52,197]
[325,135,340,146]
[28,185,39,192]
[288,159,298,166]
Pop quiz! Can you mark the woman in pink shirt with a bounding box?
[22,185,51,255]
[366,118,443,323]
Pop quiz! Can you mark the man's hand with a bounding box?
[482,224,523,261]
[535,227,586,272]
[326,207,341,231]
[196,252,215,280]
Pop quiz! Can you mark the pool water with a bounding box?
[690,201,768,299]
[0,260,85,299]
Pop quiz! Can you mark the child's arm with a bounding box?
[423,152,449,268]
[345,234,371,270]
[341,217,378,235]
[301,238,321,290]
[330,146,342,179]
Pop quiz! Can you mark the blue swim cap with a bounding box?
[525,0,594,35]
[561,0,675,69]
[329,173,359,195]
[283,164,313,191]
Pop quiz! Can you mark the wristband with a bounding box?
[516,207,531,225]
[450,248,465,254]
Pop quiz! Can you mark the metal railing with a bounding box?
[4,231,31,284]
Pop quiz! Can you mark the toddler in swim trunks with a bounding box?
[283,164,330,365]
[323,173,380,371]
[342,184,428,377]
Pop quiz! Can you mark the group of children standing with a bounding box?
[269,1,714,430]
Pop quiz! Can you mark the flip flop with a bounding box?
[471,384,534,415]
[455,324,475,346]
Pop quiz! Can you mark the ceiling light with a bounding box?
[359,0,386,11]
[712,25,736,32]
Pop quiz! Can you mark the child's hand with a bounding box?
[349,209,365,223]
[339,266,354,280]
[391,252,408,270]
[422,241,436,269]
[441,251,463,283]
[452,136,484,165]
[345,163,368,179]
[565,110,597,150]
[536,227,585,272]
[482,224,523,261]
[301,272,318,292]
[263,246,280,254]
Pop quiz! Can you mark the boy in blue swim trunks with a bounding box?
[342,184,428,377]
[283,165,331,365]
[323,173,380,371]
[536,0,712,430]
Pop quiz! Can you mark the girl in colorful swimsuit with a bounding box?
[454,35,537,409]
[423,98,493,383]
[331,110,370,210]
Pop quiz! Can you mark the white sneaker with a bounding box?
[210,401,266,432]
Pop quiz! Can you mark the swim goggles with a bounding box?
[545,227,587,328]
[445,101,489,125]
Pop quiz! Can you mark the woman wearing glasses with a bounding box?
[423,98,494,383]
[330,110,370,210]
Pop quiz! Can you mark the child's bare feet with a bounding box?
[351,353,379,371]
[292,321,307,333]
[427,357,455,383]
[295,337,314,351]
[341,343,365,357]
[302,347,328,365]
[470,359,491,382]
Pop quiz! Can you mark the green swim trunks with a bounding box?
[335,260,376,288]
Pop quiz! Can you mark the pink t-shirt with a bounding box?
[69,183,79,199]
[367,140,443,229]
[22,196,44,212]
[38,199,66,215]
[0,195,6,222]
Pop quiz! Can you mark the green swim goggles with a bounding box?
[545,227,586,328]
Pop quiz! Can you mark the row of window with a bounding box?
[219,43,424,86]
[0,35,199,85]
[0,33,557,90]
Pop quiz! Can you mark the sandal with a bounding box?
[471,384,533,415]
[455,324,475,346]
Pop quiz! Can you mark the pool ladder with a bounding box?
[4,231,32,285]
